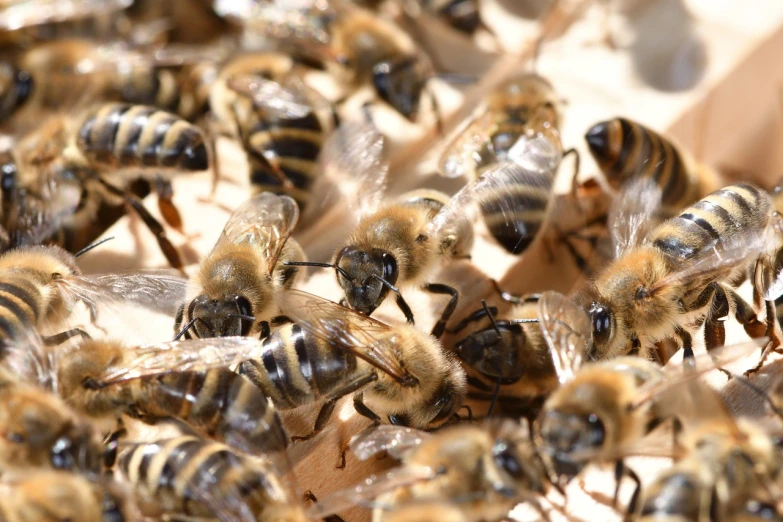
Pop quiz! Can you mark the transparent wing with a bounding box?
[437,110,494,179]
[280,290,411,383]
[609,177,663,258]
[427,161,554,241]
[96,337,266,384]
[306,466,436,519]
[0,0,132,30]
[227,74,331,120]
[318,120,388,216]
[217,193,300,269]
[350,425,430,461]
[538,290,591,384]
[648,229,767,295]
[755,214,783,301]
[57,270,188,316]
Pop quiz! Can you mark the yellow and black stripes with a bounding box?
[76,103,208,172]
[0,274,42,352]
[238,323,358,410]
[120,436,285,520]
[141,368,289,455]
[585,117,697,210]
[243,110,324,210]
[651,183,769,261]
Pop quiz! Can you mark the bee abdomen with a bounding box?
[478,168,554,254]
[586,118,695,209]
[77,103,209,172]
[154,369,288,454]
[246,113,324,210]
[0,275,42,352]
[651,183,769,261]
[239,323,356,409]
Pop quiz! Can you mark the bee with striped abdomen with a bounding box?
[585,117,718,215]
[579,182,772,360]
[208,52,338,210]
[439,73,579,256]
[174,192,305,339]
[1,102,209,268]
[55,336,289,456]
[119,435,307,522]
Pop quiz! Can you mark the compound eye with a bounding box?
[493,442,524,480]
[235,296,252,317]
[589,304,612,346]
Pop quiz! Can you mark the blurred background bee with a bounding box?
[1,102,210,268]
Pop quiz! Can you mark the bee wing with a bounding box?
[58,270,188,316]
[217,192,300,270]
[609,177,663,258]
[538,290,591,384]
[306,466,437,519]
[630,338,766,412]
[648,229,767,295]
[227,74,331,120]
[280,289,411,383]
[754,214,783,301]
[317,120,388,216]
[437,109,495,179]
[427,161,554,243]
[350,425,430,461]
[0,0,132,30]
[95,337,266,385]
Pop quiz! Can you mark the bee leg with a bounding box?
[701,283,729,352]
[271,315,292,325]
[100,181,184,271]
[42,328,91,346]
[612,459,638,508]
[487,378,502,417]
[353,392,382,425]
[395,293,415,325]
[247,149,295,191]
[154,176,184,234]
[674,326,694,359]
[563,147,581,200]
[424,283,459,338]
[361,101,376,128]
[427,86,444,136]
[727,286,768,339]
[258,321,271,339]
[490,279,541,305]
[291,373,379,442]
[102,423,127,471]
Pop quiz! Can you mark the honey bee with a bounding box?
[0,470,130,522]
[288,162,530,336]
[579,182,773,360]
[55,337,289,456]
[246,0,441,127]
[209,54,339,210]
[438,73,580,257]
[2,102,210,268]
[238,289,466,439]
[637,378,783,521]
[174,192,305,339]
[448,289,557,420]
[536,290,761,498]
[585,116,717,215]
[0,243,181,353]
[119,435,307,522]
[312,420,549,522]
[0,365,102,476]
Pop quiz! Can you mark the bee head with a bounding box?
[334,246,398,315]
[56,340,126,418]
[538,408,606,482]
[48,420,101,475]
[187,293,254,338]
[587,301,615,358]
[372,55,427,121]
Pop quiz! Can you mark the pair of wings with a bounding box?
[84,289,415,388]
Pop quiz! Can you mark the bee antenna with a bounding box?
[731,374,783,419]
[284,261,352,282]
[173,317,211,341]
[74,236,115,259]
[481,299,502,336]
[369,273,400,294]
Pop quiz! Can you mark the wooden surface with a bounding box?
[66,1,783,520]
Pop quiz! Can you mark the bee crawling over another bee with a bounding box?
[174,192,306,340]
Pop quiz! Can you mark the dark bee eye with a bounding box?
[431,395,454,423]
[493,442,523,480]
[82,377,102,390]
[586,413,605,446]
[235,296,252,317]
[6,432,23,443]
[380,253,398,286]
[589,303,612,346]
